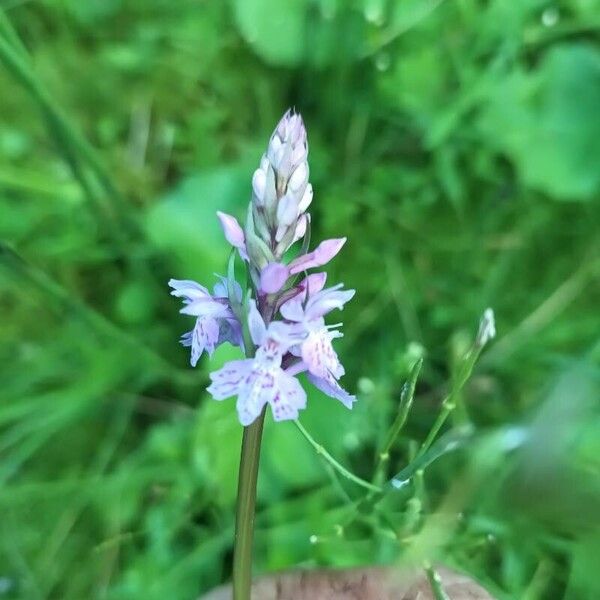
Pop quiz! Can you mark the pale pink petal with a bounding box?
[269,373,307,422]
[279,296,305,322]
[301,328,345,380]
[207,359,252,400]
[260,262,289,294]
[304,285,355,320]
[301,272,327,296]
[284,360,309,377]
[288,238,347,275]
[216,211,248,260]
[169,279,211,301]
[267,321,305,349]
[248,300,267,346]
[180,298,231,318]
[307,372,355,409]
[236,368,277,426]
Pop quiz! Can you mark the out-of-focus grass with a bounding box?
[0,1,599,599]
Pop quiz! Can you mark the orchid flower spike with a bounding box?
[170,109,356,425]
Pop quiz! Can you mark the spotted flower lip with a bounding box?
[275,284,354,387]
[169,278,242,366]
[207,301,307,425]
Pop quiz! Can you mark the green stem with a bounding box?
[417,342,482,459]
[424,563,451,600]
[373,358,422,482]
[232,410,266,600]
[418,401,454,457]
[294,420,381,493]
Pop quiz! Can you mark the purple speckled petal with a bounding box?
[307,372,355,409]
[171,275,244,364]
[181,316,220,367]
[279,281,353,323]
[218,318,244,350]
[235,356,282,426]
[207,359,253,400]
[301,326,345,380]
[269,373,307,422]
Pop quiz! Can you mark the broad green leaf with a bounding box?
[481,45,600,200]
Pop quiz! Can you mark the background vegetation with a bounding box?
[1,1,599,598]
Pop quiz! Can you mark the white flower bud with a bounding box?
[298,183,313,213]
[250,109,311,257]
[293,213,308,243]
[252,169,266,204]
[260,154,269,172]
[476,308,496,348]
[276,192,298,225]
[289,162,308,192]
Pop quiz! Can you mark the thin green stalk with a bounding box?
[373,358,422,482]
[294,420,381,493]
[418,401,455,458]
[417,331,486,459]
[231,287,264,600]
[232,410,266,600]
[346,425,474,523]
[424,563,451,600]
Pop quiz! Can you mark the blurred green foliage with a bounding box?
[0,1,599,598]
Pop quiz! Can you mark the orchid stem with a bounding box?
[294,420,381,493]
[417,340,484,459]
[424,563,451,600]
[373,358,422,482]
[232,409,266,600]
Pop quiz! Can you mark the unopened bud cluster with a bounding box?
[251,110,312,255]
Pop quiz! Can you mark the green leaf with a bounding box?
[145,166,249,281]
[481,44,600,200]
[233,0,308,67]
